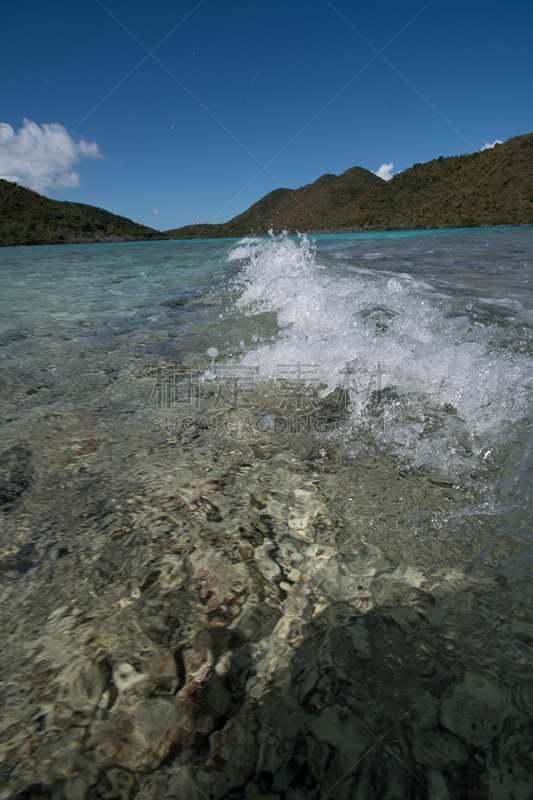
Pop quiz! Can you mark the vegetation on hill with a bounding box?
[0,180,164,247]
[166,132,533,239]
[1,131,532,247]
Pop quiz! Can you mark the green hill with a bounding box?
[1,131,532,247]
[0,180,164,247]
[166,131,533,238]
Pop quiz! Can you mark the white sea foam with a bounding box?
[228,233,533,479]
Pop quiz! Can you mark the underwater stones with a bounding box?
[308,704,367,775]
[247,635,292,698]
[182,646,213,684]
[202,674,233,718]
[90,649,184,770]
[254,540,281,582]
[279,581,298,595]
[194,717,258,800]
[63,773,90,800]
[94,645,228,766]
[234,536,255,560]
[273,590,309,641]
[101,767,137,800]
[264,483,334,543]
[509,619,533,646]
[305,737,331,783]
[56,658,109,716]
[425,769,451,800]
[91,696,180,772]
[0,365,26,400]
[114,644,179,698]
[440,671,517,748]
[308,705,347,748]
[0,445,32,507]
[494,719,533,786]
[7,598,189,776]
[347,619,372,657]
[214,650,233,677]
[1,414,524,800]
[189,546,251,614]
[166,768,202,800]
[244,786,281,800]
[154,554,185,593]
[228,597,280,640]
[343,543,393,578]
[299,542,335,562]
[411,730,467,771]
[174,478,219,508]
[151,652,179,696]
[287,488,330,538]
[112,662,147,694]
[369,563,426,607]
[43,727,88,776]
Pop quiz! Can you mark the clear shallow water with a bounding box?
[1,229,533,799]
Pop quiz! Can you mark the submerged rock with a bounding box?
[91,696,181,772]
[0,444,32,507]
[0,408,524,800]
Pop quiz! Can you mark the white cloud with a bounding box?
[481,139,503,151]
[0,119,104,194]
[374,162,395,181]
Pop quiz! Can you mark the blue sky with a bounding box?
[1,0,532,232]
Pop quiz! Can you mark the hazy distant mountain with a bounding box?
[1,131,532,247]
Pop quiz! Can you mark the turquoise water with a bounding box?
[1,228,533,799]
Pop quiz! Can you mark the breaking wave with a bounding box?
[228,232,533,483]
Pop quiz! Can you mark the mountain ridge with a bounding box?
[1,131,532,247]
[165,132,533,239]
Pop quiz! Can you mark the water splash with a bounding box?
[228,232,533,480]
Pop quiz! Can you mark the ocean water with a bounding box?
[1,228,533,799]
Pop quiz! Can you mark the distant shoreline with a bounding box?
[3,222,532,249]
[2,131,532,247]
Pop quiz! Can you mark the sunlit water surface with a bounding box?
[1,228,533,799]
